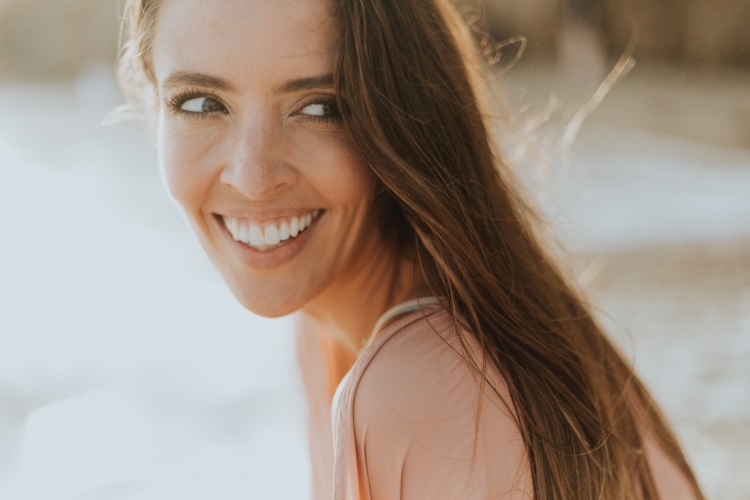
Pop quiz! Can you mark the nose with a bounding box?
[219,112,298,199]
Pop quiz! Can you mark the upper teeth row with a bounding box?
[224,210,320,247]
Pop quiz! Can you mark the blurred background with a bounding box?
[0,0,748,498]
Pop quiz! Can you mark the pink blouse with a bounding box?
[295,304,697,499]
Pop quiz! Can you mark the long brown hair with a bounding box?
[117,0,704,498]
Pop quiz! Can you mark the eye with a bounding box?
[179,96,226,114]
[166,89,228,118]
[298,98,340,123]
[301,102,334,117]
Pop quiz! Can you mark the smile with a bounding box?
[222,209,322,251]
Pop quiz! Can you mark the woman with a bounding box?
[116,0,705,498]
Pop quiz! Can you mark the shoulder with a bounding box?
[351,306,533,499]
[354,307,485,426]
[354,306,508,428]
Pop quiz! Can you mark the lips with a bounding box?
[221,209,322,251]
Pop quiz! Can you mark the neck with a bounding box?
[301,237,429,355]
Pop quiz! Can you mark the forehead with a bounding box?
[151,0,338,87]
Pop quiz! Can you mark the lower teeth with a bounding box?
[246,240,287,252]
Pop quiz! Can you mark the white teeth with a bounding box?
[264,224,280,245]
[248,225,265,246]
[223,210,321,251]
[279,221,290,241]
[290,217,300,237]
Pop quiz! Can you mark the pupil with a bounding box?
[202,99,221,112]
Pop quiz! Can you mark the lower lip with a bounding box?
[217,212,324,270]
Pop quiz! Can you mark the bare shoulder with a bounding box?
[352,307,533,499]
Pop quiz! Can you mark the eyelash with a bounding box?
[166,88,227,119]
[164,89,341,124]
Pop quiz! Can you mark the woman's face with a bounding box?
[151,0,382,317]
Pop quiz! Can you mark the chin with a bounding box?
[243,302,297,319]
[229,286,305,319]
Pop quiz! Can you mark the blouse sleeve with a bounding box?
[351,323,534,500]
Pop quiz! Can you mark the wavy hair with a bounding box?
[117,0,705,498]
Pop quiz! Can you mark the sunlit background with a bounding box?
[1,1,748,499]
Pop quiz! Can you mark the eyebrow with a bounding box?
[162,71,235,92]
[161,71,334,94]
[276,74,334,93]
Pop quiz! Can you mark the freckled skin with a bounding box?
[151,0,420,349]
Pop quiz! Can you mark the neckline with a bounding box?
[332,296,446,420]
[362,296,444,352]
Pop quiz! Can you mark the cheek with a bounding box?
[304,135,376,205]
[326,167,374,207]
[158,121,222,216]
